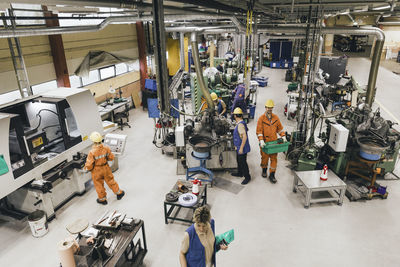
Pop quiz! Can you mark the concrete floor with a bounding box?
[1,60,400,267]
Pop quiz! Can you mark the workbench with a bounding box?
[75,220,147,266]
[97,97,131,122]
[164,180,207,224]
[293,170,347,209]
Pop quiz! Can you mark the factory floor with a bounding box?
[1,59,400,267]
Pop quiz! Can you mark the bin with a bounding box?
[145,79,157,91]
[262,140,291,154]
[28,210,48,237]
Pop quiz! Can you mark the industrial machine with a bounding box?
[104,133,128,172]
[0,88,103,219]
[319,105,400,178]
[179,110,237,172]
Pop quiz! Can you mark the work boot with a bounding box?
[117,190,125,200]
[241,178,251,185]
[97,198,108,205]
[269,172,277,184]
[262,168,267,178]
[231,172,243,177]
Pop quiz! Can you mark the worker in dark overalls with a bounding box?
[210,92,227,117]
[231,108,251,185]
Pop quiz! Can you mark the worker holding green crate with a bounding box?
[256,99,286,183]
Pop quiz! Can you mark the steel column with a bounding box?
[152,0,169,113]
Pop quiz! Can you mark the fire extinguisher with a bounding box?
[192,179,202,195]
[320,164,328,181]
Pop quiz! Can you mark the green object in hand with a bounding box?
[216,229,234,245]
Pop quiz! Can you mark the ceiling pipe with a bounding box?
[263,1,397,8]
[190,32,214,112]
[0,14,245,38]
[377,21,400,24]
[166,25,236,32]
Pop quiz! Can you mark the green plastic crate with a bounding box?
[262,141,291,154]
[0,155,9,176]
[288,83,298,91]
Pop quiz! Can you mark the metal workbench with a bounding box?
[164,180,207,224]
[293,170,347,209]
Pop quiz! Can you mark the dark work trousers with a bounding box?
[236,153,251,180]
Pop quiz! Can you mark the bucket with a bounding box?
[28,210,48,237]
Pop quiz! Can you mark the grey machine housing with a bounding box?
[0,87,103,219]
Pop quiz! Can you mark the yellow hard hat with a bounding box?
[90,131,102,143]
[265,99,274,108]
[210,92,218,101]
[233,107,243,115]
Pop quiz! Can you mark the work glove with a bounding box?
[282,136,287,142]
[259,140,265,148]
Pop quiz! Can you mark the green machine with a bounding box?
[319,107,400,178]
[296,147,318,171]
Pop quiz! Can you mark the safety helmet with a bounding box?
[210,92,218,101]
[265,99,274,108]
[233,107,243,115]
[90,131,102,143]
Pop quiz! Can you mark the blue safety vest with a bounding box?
[185,219,216,267]
[233,120,250,154]
[217,100,226,117]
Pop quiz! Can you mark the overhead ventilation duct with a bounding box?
[0,13,245,38]
[190,32,214,111]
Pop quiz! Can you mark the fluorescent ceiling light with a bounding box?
[372,4,391,11]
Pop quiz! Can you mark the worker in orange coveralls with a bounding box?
[256,99,286,184]
[84,131,125,205]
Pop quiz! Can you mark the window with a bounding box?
[82,70,100,86]
[128,59,140,72]
[69,75,82,88]
[31,80,57,94]
[0,90,22,105]
[10,4,45,26]
[99,66,115,80]
[115,63,128,75]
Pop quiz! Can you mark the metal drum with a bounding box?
[357,136,389,161]
[188,135,215,153]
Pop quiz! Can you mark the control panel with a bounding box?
[104,133,127,156]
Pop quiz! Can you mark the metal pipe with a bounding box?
[179,32,185,70]
[0,14,244,38]
[366,39,384,105]
[165,26,233,32]
[314,36,324,74]
[190,32,214,111]
[264,1,393,8]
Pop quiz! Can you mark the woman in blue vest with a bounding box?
[231,107,251,185]
[180,206,228,267]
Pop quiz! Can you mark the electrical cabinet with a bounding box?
[329,124,349,152]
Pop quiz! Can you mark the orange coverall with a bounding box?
[84,144,121,200]
[256,113,285,173]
